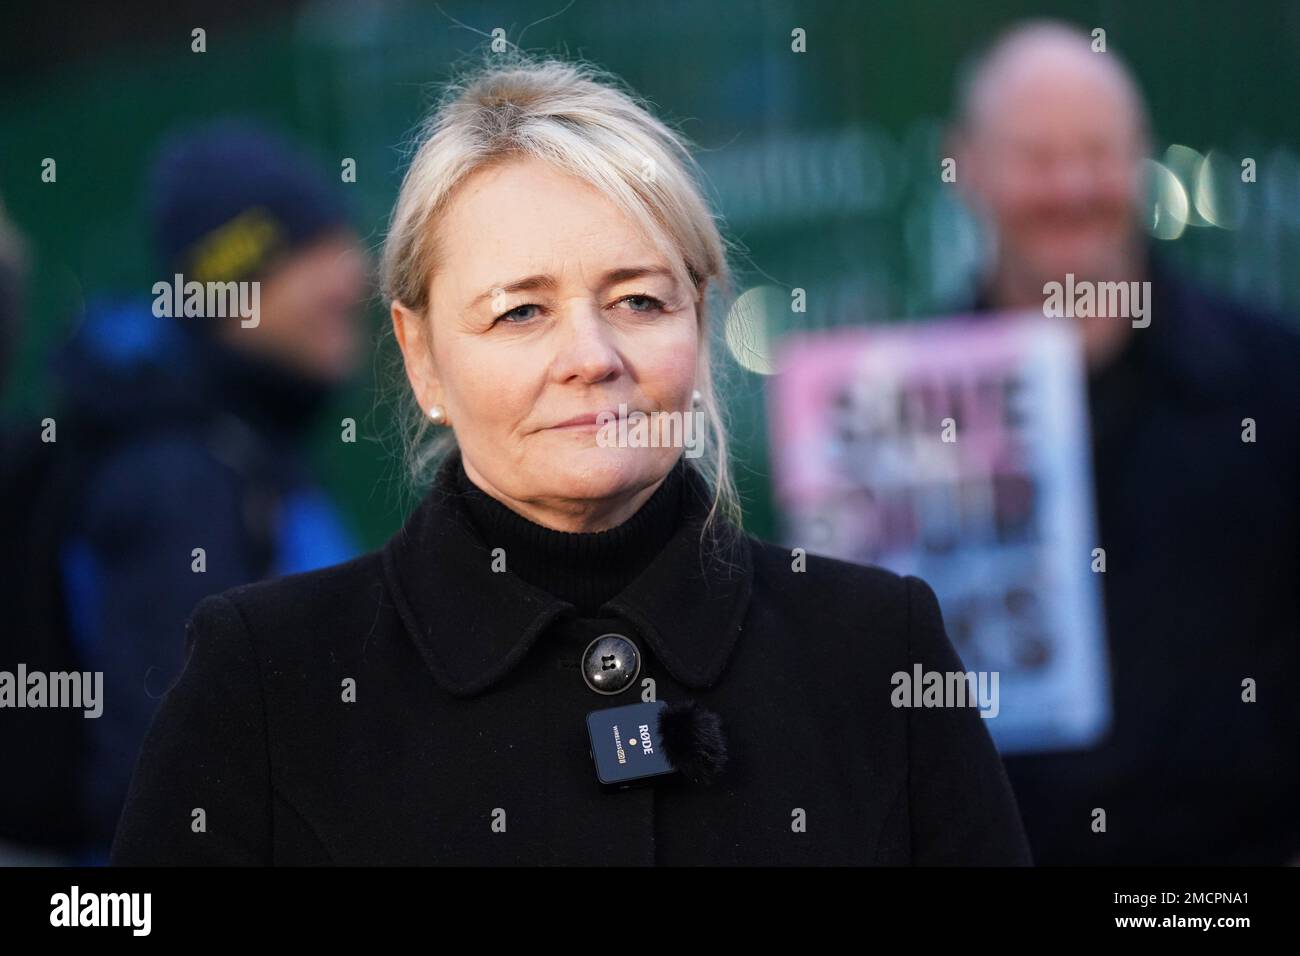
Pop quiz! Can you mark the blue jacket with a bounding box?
[54,302,357,859]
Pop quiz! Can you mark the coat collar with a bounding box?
[382,454,754,698]
[968,245,1252,405]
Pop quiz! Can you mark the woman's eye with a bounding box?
[496,304,541,324]
[619,294,665,313]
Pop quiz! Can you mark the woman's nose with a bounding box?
[552,301,623,384]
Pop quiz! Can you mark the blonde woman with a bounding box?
[111,58,1030,866]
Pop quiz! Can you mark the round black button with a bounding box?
[581,633,641,695]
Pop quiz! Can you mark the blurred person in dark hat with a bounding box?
[43,120,367,861]
[948,20,1300,864]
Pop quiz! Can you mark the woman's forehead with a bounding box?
[443,159,651,246]
[432,160,682,300]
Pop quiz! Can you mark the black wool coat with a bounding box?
[110,458,1031,866]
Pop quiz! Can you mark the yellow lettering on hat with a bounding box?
[188,207,282,282]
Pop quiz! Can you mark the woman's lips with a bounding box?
[547,411,612,430]
[546,409,641,430]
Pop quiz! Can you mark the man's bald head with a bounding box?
[957,20,1150,148]
[950,18,1153,348]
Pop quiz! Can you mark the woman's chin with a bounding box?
[536,443,677,504]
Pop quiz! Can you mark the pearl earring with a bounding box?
[427,404,447,426]
[691,389,702,408]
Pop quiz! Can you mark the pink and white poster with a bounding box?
[769,313,1111,753]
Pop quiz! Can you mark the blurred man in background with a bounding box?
[13,121,367,861]
[949,20,1300,864]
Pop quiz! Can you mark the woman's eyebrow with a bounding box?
[601,265,675,285]
[470,274,556,308]
[469,266,676,308]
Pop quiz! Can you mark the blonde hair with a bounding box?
[380,56,742,532]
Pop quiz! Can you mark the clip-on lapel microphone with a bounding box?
[586,698,727,789]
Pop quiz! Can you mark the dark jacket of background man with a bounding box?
[973,252,1300,864]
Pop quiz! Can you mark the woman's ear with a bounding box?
[391,300,441,413]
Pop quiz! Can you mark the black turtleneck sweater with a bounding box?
[452,456,685,615]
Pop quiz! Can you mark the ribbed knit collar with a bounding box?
[382,451,754,697]
[453,456,686,615]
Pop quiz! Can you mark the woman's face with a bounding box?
[393,156,701,531]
